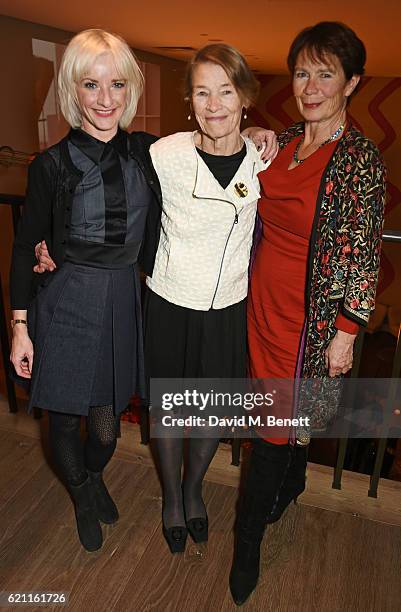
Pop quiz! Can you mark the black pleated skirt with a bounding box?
[27,262,144,416]
[144,289,247,380]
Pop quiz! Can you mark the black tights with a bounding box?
[157,435,222,529]
[48,405,119,486]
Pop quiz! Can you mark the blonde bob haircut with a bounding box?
[58,29,144,129]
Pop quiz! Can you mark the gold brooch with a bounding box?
[234,182,248,198]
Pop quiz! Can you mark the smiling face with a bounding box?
[191,62,245,145]
[76,51,127,141]
[292,49,359,129]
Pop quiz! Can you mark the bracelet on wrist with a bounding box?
[11,319,27,329]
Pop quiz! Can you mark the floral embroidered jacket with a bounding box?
[278,121,386,375]
[276,121,386,432]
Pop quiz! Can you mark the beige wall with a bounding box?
[0,15,188,396]
[0,15,188,195]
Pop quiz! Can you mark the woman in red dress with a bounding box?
[230,22,386,605]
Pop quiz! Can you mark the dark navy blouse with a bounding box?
[66,128,153,266]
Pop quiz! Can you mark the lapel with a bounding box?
[191,133,261,212]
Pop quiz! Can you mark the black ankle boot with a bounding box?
[68,477,103,552]
[266,445,308,524]
[88,470,119,524]
[230,440,292,606]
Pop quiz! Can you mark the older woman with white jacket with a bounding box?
[144,44,270,553]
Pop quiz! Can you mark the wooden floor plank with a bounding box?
[59,461,163,612]
[0,430,46,511]
[0,457,164,612]
[1,407,401,612]
[114,479,238,612]
[0,461,56,547]
[2,402,401,529]
[219,503,401,612]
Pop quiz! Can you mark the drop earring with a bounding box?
[187,113,191,121]
[243,109,248,120]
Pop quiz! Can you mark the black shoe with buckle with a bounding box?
[186,515,208,543]
[162,524,188,553]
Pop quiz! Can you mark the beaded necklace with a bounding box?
[293,124,344,165]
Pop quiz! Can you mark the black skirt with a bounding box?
[27,262,144,416]
[144,289,247,380]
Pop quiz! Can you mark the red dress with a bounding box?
[248,136,358,443]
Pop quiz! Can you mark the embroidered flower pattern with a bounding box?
[277,122,386,429]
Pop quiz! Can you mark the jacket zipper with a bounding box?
[191,151,254,308]
[209,210,238,309]
[192,191,240,309]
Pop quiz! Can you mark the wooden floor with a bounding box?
[1,402,401,612]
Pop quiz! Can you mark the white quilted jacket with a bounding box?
[147,132,268,310]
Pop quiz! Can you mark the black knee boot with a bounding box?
[229,439,292,606]
[266,445,308,524]
[68,477,103,552]
[88,470,119,524]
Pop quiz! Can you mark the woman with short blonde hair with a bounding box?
[58,28,143,128]
[10,28,159,553]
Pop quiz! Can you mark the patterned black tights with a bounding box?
[48,405,119,486]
